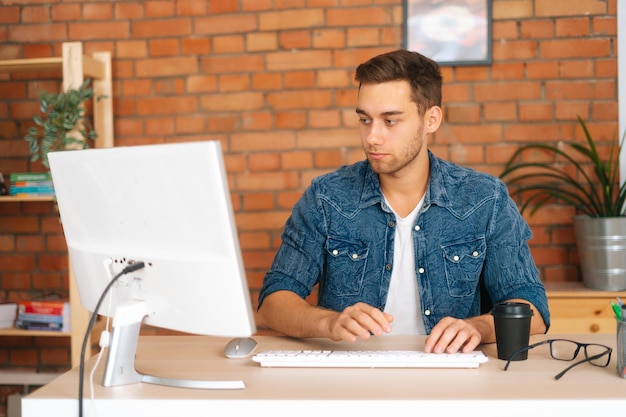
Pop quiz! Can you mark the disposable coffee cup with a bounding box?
[491,301,533,361]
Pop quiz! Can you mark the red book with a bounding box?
[18,300,69,316]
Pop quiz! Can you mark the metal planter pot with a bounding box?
[573,216,626,291]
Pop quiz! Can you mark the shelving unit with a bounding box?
[546,281,626,334]
[0,42,113,371]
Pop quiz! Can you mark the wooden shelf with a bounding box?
[0,195,55,202]
[0,328,70,337]
[545,281,626,334]
[0,42,113,369]
[0,57,63,73]
[0,55,106,80]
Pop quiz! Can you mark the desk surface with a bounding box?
[23,333,626,417]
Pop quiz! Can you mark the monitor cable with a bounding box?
[78,261,146,417]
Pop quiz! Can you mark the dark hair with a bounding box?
[355,49,442,115]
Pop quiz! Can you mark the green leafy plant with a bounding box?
[24,79,100,167]
[500,116,626,218]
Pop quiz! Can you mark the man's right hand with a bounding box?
[325,302,394,342]
[258,292,393,342]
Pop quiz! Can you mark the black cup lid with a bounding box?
[490,301,534,318]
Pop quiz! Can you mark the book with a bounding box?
[12,192,56,198]
[18,300,68,316]
[17,312,65,324]
[16,300,70,331]
[10,186,55,196]
[0,303,17,329]
[10,172,52,182]
[15,321,64,331]
[11,181,54,187]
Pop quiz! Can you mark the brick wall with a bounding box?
[0,0,619,388]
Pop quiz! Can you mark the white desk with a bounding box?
[22,334,626,417]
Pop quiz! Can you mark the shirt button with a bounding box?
[424,310,431,316]
[332,249,338,256]
[473,251,479,257]
[388,221,395,227]
[351,253,358,259]
[385,264,392,270]
[414,225,420,231]
[453,255,459,261]
[418,267,425,274]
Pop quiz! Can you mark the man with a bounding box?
[257,49,549,354]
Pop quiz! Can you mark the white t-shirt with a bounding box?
[383,196,426,335]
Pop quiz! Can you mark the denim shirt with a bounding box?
[258,151,550,333]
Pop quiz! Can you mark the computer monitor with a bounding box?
[48,141,257,390]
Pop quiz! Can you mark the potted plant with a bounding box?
[24,79,100,168]
[500,116,626,290]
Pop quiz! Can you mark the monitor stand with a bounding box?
[101,301,245,389]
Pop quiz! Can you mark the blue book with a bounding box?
[17,312,64,323]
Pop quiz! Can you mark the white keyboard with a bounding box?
[252,349,488,368]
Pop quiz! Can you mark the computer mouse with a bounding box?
[224,337,258,359]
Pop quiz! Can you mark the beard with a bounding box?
[365,126,425,176]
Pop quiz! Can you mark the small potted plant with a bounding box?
[500,116,626,290]
[24,79,100,168]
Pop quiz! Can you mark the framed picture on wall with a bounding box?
[404,0,492,66]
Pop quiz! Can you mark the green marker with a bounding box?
[611,301,622,321]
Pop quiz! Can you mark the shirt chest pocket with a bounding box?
[324,237,369,296]
[441,237,486,297]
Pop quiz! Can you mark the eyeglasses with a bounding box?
[504,338,612,380]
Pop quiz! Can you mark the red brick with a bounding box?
[9,23,67,42]
[259,10,324,31]
[239,231,271,250]
[200,92,265,112]
[313,29,346,49]
[541,39,611,59]
[275,111,307,129]
[149,39,180,57]
[241,111,273,130]
[218,74,250,92]
[145,1,175,18]
[230,131,296,152]
[535,0,607,17]
[245,32,276,52]
[556,17,591,37]
[136,57,198,77]
[201,55,264,74]
[266,90,332,110]
[177,0,208,16]
[208,0,239,13]
[284,71,315,89]
[83,3,113,20]
[266,50,332,71]
[181,38,211,55]
[21,6,50,23]
[242,194,275,211]
[326,7,395,26]
[0,6,20,24]
[474,82,542,102]
[520,20,555,39]
[114,3,144,20]
[135,96,198,115]
[68,21,130,40]
[252,70,282,88]
[492,40,538,61]
[279,30,312,49]
[195,15,257,35]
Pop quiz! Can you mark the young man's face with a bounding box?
[356,80,438,177]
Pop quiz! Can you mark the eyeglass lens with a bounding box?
[549,340,610,366]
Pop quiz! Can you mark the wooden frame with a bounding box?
[404,0,492,66]
[0,42,113,369]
